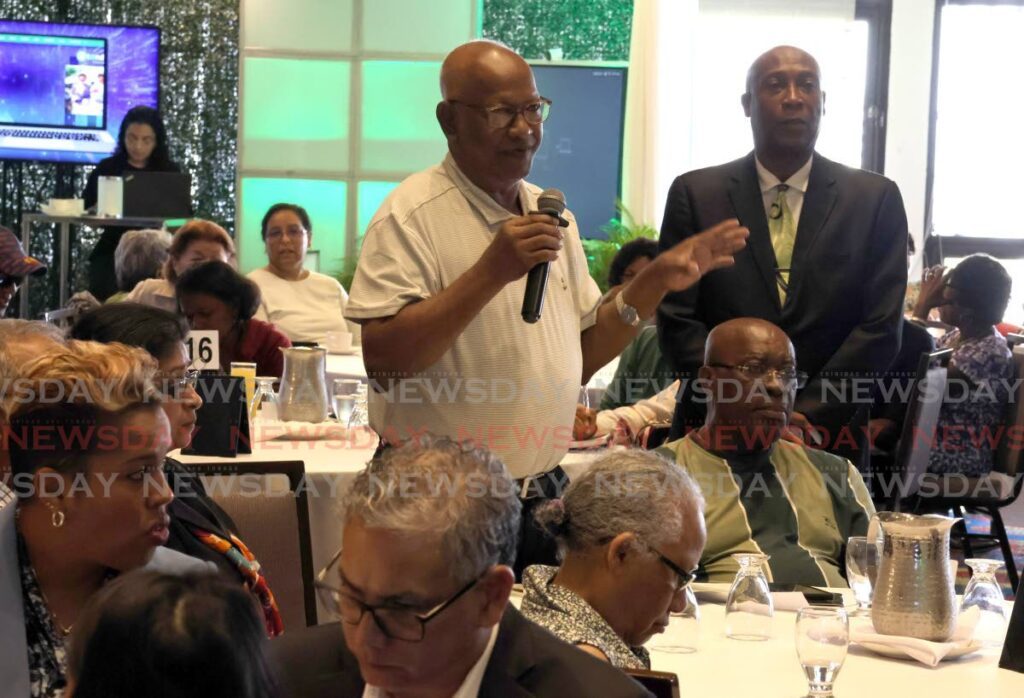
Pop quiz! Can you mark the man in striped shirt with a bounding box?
[659,318,873,586]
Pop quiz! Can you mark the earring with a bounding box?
[50,509,65,529]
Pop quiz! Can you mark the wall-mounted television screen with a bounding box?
[529,63,627,240]
[0,19,159,164]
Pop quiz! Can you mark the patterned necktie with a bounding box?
[768,184,795,303]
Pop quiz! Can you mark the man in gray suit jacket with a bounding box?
[658,46,908,470]
[277,436,651,698]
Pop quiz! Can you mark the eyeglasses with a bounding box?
[707,363,808,389]
[314,548,484,642]
[649,545,697,593]
[156,368,200,398]
[0,275,22,288]
[447,97,552,130]
[266,226,307,241]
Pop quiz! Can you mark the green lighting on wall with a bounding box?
[361,61,448,172]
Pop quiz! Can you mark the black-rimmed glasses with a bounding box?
[706,362,809,389]
[649,545,697,593]
[314,548,483,642]
[447,97,552,130]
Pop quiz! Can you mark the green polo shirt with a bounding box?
[658,434,875,587]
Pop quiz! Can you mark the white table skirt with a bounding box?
[645,586,1024,695]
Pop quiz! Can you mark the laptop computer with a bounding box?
[0,32,116,153]
[123,171,193,218]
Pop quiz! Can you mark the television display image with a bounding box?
[0,19,159,164]
[529,63,627,240]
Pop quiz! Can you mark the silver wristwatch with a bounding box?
[615,291,641,327]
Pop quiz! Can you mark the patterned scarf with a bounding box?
[192,527,284,637]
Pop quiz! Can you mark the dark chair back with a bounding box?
[995,336,1024,480]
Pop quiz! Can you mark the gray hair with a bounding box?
[341,435,522,583]
[115,229,172,293]
[0,320,65,378]
[535,449,704,558]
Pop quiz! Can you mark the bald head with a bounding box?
[745,46,820,95]
[705,318,793,365]
[440,40,534,102]
[436,41,542,203]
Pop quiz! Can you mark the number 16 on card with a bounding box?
[185,330,220,371]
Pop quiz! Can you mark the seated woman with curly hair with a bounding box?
[0,340,212,697]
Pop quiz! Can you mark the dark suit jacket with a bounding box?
[270,606,654,698]
[657,152,908,439]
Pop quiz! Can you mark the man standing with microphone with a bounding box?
[345,40,746,573]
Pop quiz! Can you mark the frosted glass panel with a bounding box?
[242,0,353,52]
[361,62,447,172]
[363,0,474,54]
[358,181,400,239]
[932,4,1024,239]
[242,57,350,172]
[239,178,348,277]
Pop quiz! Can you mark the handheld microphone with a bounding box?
[521,188,566,323]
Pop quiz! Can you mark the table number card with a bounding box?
[185,330,220,371]
[1001,573,1024,673]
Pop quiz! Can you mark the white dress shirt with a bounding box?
[362,623,500,698]
[755,155,813,226]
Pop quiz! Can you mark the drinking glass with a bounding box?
[795,606,849,698]
[725,553,773,640]
[650,585,700,654]
[254,377,278,421]
[578,385,591,410]
[961,558,1008,646]
[348,382,370,429]
[332,379,361,425]
[845,536,878,615]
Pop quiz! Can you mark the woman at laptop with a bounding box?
[82,106,181,301]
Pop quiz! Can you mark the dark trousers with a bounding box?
[512,465,568,581]
[87,227,128,301]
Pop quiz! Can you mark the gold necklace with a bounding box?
[14,507,74,638]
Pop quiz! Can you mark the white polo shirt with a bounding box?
[247,268,360,344]
[345,155,602,478]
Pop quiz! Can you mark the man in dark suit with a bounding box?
[657,45,908,469]
[270,436,652,698]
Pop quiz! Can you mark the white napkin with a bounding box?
[850,606,980,667]
[692,584,811,612]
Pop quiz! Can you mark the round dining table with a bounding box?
[643,586,1023,696]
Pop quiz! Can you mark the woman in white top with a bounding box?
[246,203,358,344]
[122,220,235,313]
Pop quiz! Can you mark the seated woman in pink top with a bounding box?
[175,260,291,378]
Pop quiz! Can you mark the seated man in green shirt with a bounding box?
[658,317,874,586]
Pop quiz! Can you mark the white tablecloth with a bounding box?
[325,350,367,384]
[644,587,1024,696]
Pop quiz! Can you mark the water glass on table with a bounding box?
[845,536,878,615]
[795,606,848,698]
[332,379,361,425]
[725,553,773,641]
[961,558,1009,646]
